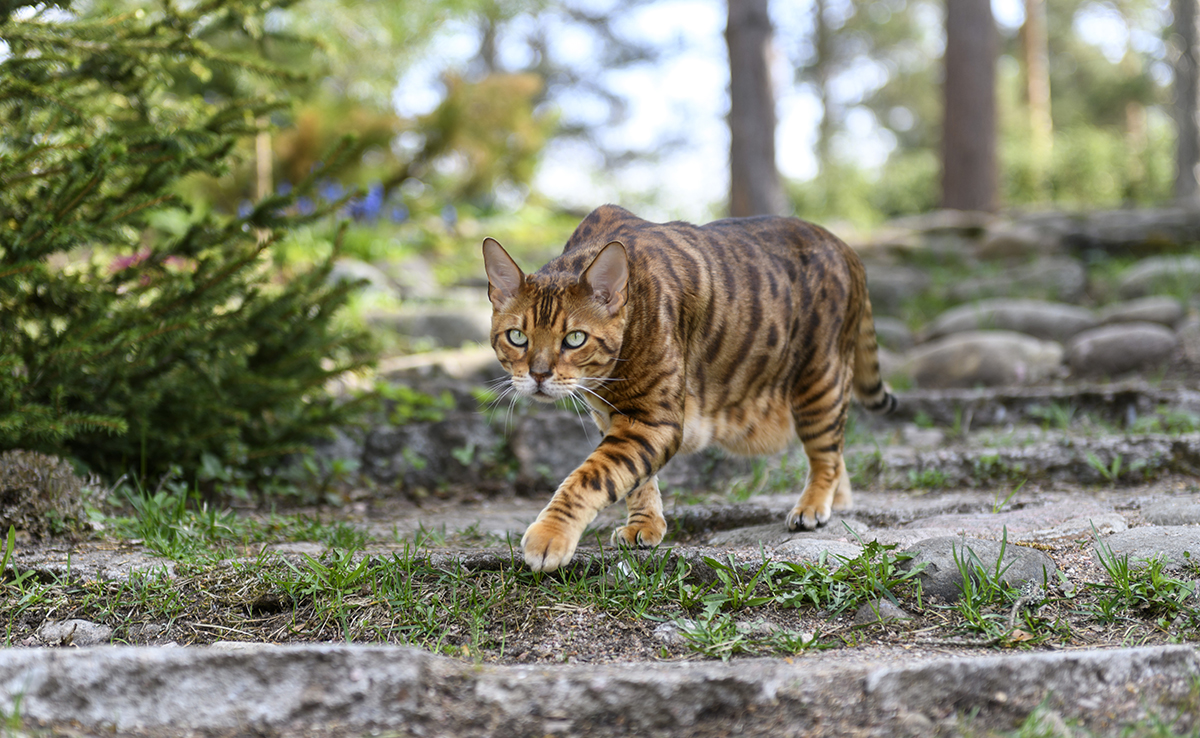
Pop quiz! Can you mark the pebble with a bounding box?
[37,619,113,647]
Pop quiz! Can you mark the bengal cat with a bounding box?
[483,204,896,571]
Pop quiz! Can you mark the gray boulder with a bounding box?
[1117,255,1200,298]
[904,331,1064,388]
[363,412,500,492]
[1094,526,1200,570]
[946,257,1086,303]
[900,536,1057,602]
[925,299,1096,343]
[1098,296,1185,327]
[865,265,931,315]
[976,222,1060,260]
[1142,499,1200,526]
[872,316,915,352]
[1066,323,1179,377]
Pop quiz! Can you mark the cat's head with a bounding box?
[482,237,628,404]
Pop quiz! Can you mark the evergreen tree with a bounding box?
[0,0,377,483]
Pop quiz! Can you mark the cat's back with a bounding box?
[558,205,853,282]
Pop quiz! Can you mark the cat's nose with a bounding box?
[530,371,552,385]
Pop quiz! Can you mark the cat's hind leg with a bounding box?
[612,475,667,548]
[786,373,852,531]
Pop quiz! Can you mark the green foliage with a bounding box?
[769,536,924,615]
[0,1,377,483]
[1089,540,1199,629]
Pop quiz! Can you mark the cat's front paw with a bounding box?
[611,517,667,549]
[786,503,831,531]
[521,519,580,571]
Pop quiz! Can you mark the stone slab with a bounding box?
[0,643,1196,737]
[904,500,1127,542]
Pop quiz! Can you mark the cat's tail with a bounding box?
[851,297,898,415]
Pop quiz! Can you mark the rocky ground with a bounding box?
[3,207,1200,737]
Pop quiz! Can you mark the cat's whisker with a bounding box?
[563,392,595,441]
[575,384,624,416]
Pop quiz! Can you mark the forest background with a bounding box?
[1,0,1195,498]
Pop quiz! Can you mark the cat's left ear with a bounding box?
[582,241,629,317]
[482,237,524,308]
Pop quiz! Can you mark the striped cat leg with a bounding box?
[787,375,852,531]
[612,475,667,548]
[522,417,680,570]
[787,439,845,530]
[832,455,852,511]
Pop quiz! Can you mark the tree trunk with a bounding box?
[726,0,786,217]
[813,0,833,175]
[941,0,998,212]
[1022,0,1052,192]
[1174,0,1200,202]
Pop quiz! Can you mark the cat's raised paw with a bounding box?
[785,505,830,531]
[521,520,579,571]
[611,520,666,549]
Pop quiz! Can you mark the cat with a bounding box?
[483,204,896,571]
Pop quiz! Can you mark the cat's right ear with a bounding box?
[482,237,524,307]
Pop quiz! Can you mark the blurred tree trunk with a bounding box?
[1175,0,1200,201]
[1022,0,1052,193]
[726,0,786,216]
[812,0,834,175]
[941,0,997,212]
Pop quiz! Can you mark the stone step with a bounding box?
[888,381,1200,430]
[0,642,1194,737]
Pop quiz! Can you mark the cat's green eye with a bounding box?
[564,331,587,349]
[507,329,528,347]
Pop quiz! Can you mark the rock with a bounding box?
[651,621,687,645]
[1117,255,1200,298]
[510,412,598,485]
[899,425,945,448]
[37,619,113,647]
[924,299,1097,343]
[865,265,932,315]
[900,536,1058,602]
[904,501,1127,542]
[1094,526,1200,570]
[873,316,915,352]
[885,433,1200,488]
[888,209,996,235]
[1098,297,1185,328]
[362,412,500,492]
[1179,315,1200,366]
[976,223,1060,260]
[904,331,1064,388]
[327,258,394,296]
[852,599,912,626]
[367,305,493,348]
[1066,323,1179,377]
[946,257,1086,304]
[4,640,1197,737]
[1142,500,1200,526]
[773,538,864,563]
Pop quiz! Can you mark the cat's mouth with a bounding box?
[530,387,558,403]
